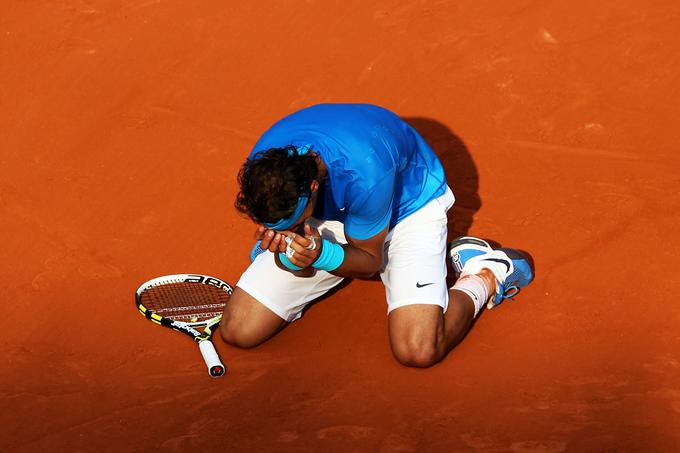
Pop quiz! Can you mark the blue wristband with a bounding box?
[312,239,345,272]
[279,252,303,271]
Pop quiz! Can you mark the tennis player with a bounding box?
[221,104,533,367]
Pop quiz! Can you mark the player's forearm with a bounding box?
[274,225,386,279]
[329,245,382,279]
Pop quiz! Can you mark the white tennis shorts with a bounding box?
[237,186,455,322]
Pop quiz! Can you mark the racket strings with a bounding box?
[141,281,230,322]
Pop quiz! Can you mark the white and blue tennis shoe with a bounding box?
[449,236,534,309]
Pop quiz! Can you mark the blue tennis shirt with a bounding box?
[249,104,449,240]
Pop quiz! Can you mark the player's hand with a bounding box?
[255,225,286,253]
[283,224,322,269]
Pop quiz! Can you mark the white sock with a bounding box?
[450,274,490,317]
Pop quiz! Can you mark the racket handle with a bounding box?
[198,340,226,378]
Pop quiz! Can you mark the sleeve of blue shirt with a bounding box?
[343,169,395,240]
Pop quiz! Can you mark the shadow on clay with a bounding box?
[403,117,481,241]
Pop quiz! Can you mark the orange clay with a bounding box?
[1,1,679,451]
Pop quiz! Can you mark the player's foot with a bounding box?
[449,236,493,276]
[450,236,533,309]
[250,240,267,263]
[461,247,534,309]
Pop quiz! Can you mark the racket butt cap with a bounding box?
[210,365,226,377]
[199,340,226,378]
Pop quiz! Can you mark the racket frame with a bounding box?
[135,273,233,377]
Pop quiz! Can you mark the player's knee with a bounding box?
[219,317,262,349]
[390,339,439,368]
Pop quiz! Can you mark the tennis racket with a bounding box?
[135,274,233,378]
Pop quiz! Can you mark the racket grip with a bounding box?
[198,340,226,378]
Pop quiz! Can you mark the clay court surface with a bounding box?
[2,1,680,451]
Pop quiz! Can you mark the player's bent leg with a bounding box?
[387,235,534,367]
[387,295,476,368]
[388,304,443,368]
[381,187,458,367]
[220,287,288,349]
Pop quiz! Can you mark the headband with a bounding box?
[263,193,310,230]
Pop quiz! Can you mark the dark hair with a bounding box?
[235,146,319,223]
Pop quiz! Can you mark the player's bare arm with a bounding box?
[330,227,387,279]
